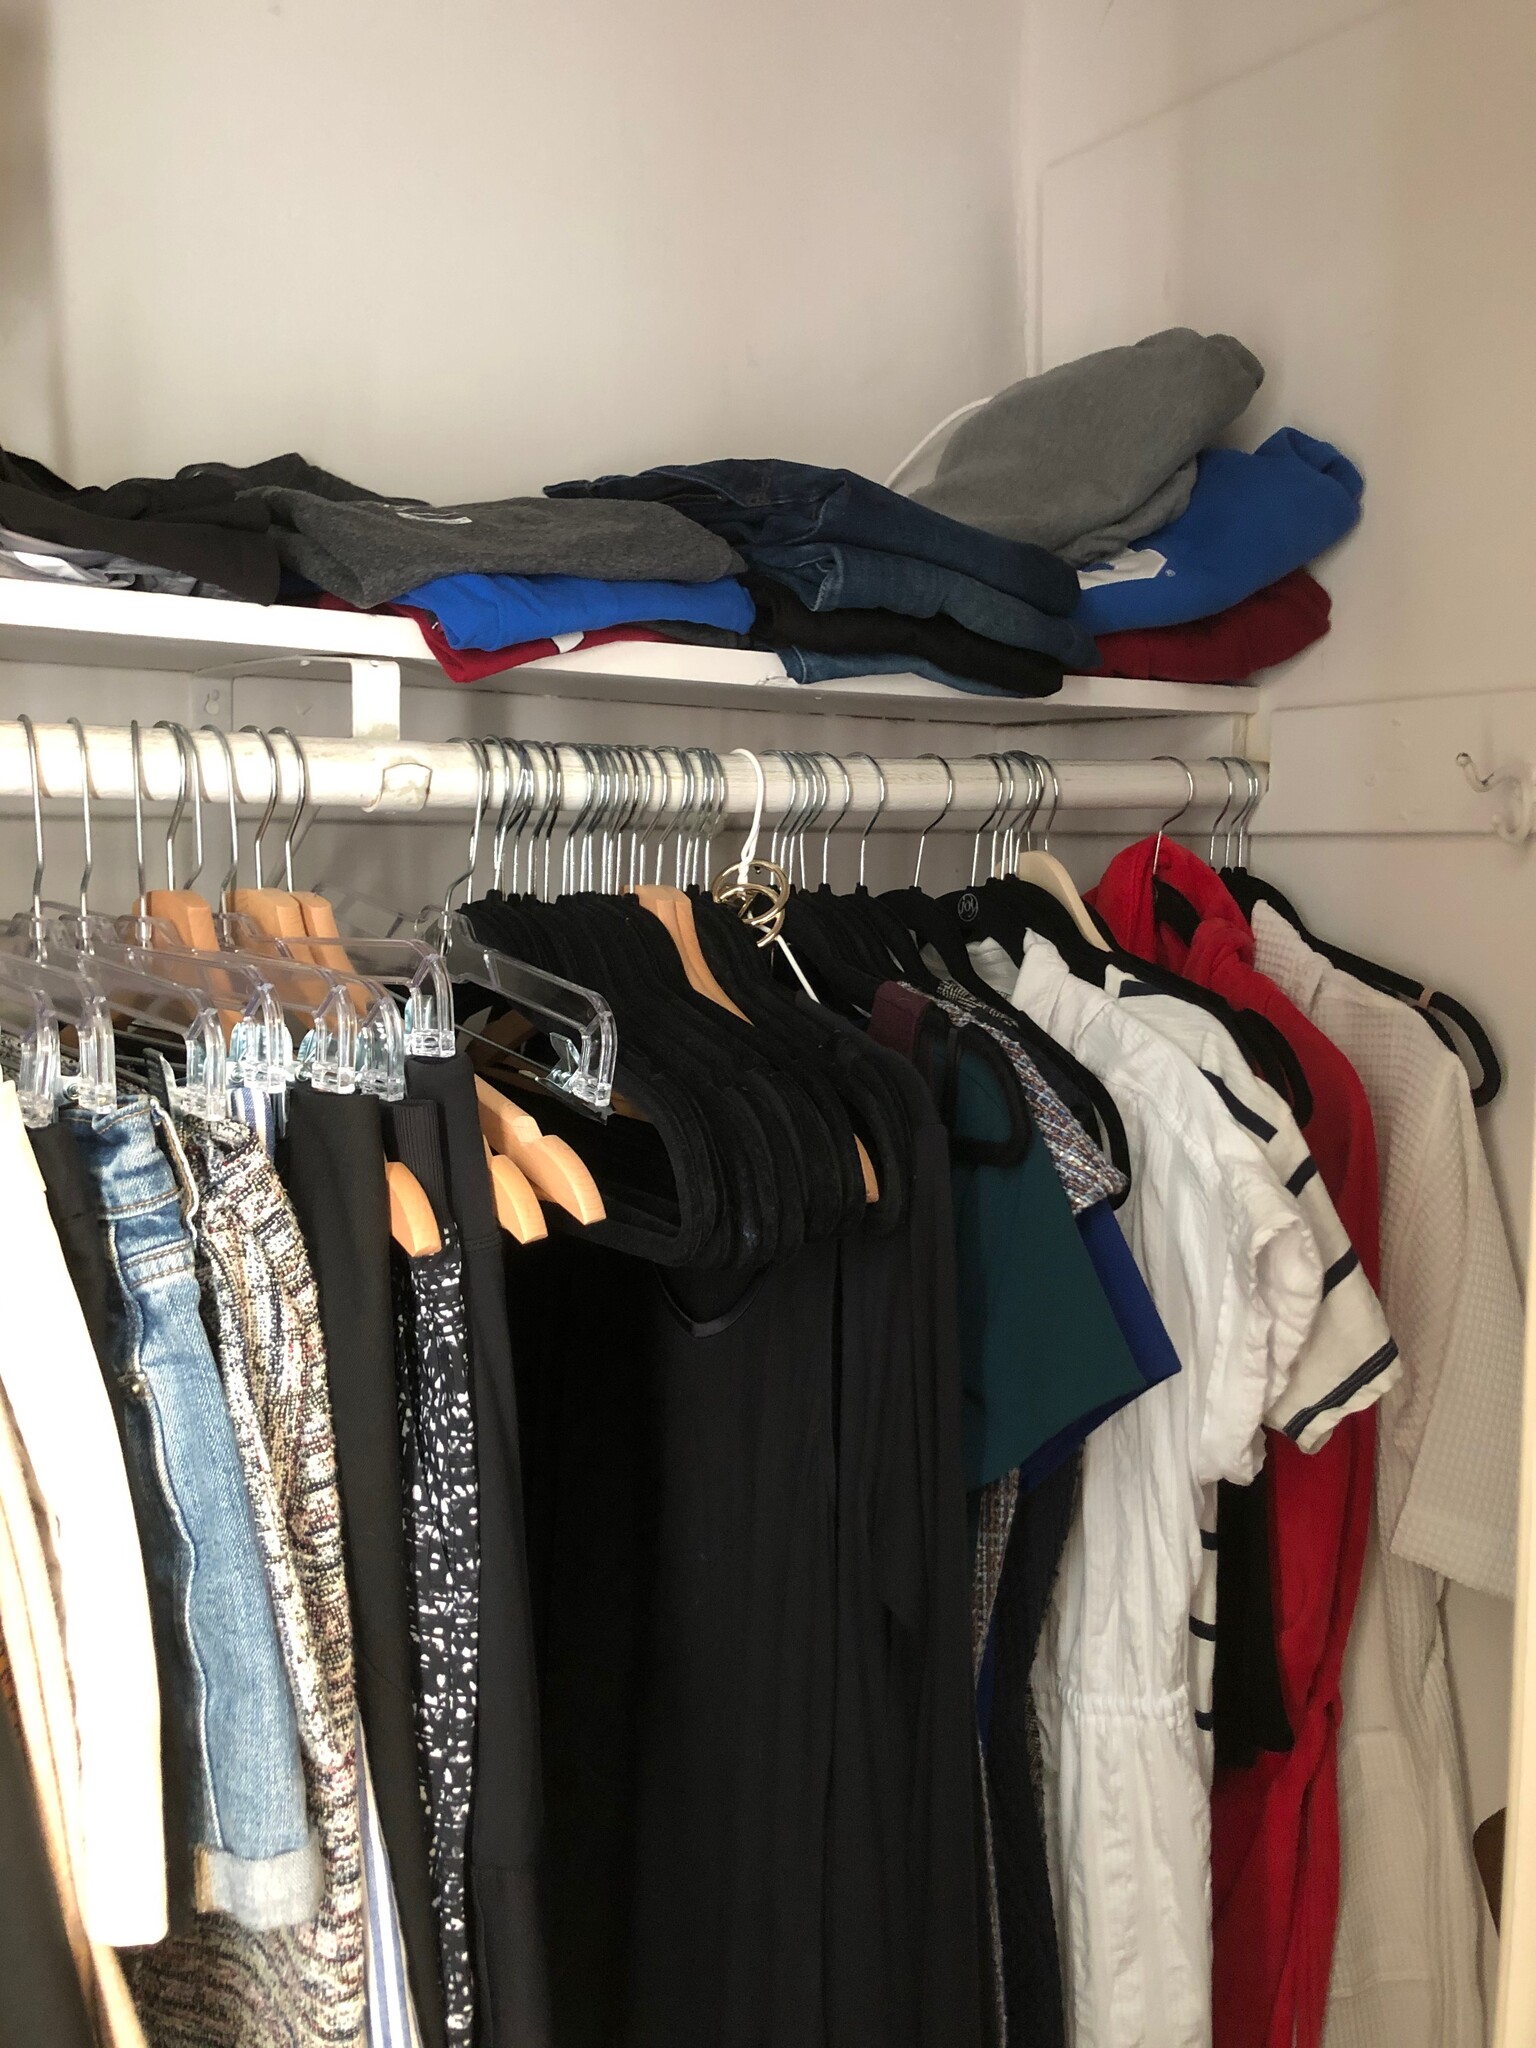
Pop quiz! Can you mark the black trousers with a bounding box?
[279,1085,446,2048]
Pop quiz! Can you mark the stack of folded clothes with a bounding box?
[546,459,1094,696]
[914,328,1362,683]
[0,448,755,680]
[0,331,1362,694]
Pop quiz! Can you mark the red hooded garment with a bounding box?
[1089,838,1379,2048]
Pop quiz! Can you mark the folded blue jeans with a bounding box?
[547,458,1081,618]
[65,1097,319,1931]
[777,648,1063,698]
[747,541,1096,667]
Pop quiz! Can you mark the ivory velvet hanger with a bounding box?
[1007,753,1110,952]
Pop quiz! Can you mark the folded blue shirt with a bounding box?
[399,570,755,650]
[1075,428,1363,635]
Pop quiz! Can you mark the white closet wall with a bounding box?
[15,0,1026,493]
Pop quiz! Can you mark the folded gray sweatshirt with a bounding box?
[252,488,740,605]
[913,328,1263,566]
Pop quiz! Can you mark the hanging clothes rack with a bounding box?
[0,721,1266,826]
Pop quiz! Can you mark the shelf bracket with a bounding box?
[348,658,402,742]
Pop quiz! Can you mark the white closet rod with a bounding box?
[0,722,1264,825]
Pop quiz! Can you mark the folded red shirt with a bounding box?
[1090,568,1330,683]
[305,592,667,683]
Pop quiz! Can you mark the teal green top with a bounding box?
[945,1042,1143,1490]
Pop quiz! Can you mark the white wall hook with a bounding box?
[1457,752,1536,844]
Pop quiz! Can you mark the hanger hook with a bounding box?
[129,718,147,904]
[850,753,888,888]
[1008,751,1046,861]
[150,719,189,891]
[269,727,310,892]
[440,737,491,922]
[67,717,93,919]
[1037,755,1062,852]
[240,726,283,889]
[1234,758,1263,868]
[913,755,955,888]
[1150,756,1196,877]
[726,748,770,886]
[486,736,515,892]
[200,725,241,909]
[989,753,1018,878]
[1207,756,1239,865]
[17,713,45,941]
[156,723,204,892]
[817,752,853,887]
[970,754,1007,886]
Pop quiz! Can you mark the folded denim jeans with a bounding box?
[546,458,1080,618]
[66,1097,319,1931]
[776,647,1064,699]
[747,541,1095,667]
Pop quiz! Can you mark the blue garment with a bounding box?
[1017,1199,1184,1489]
[777,647,1064,698]
[546,458,1081,618]
[400,571,754,651]
[66,1097,319,1931]
[1075,428,1363,634]
[748,540,1095,666]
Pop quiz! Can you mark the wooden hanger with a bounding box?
[386,1161,441,1256]
[137,723,225,951]
[229,725,311,939]
[634,884,752,1022]
[139,887,222,952]
[483,1137,548,1243]
[474,1075,605,1224]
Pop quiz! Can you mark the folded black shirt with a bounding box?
[0,471,281,602]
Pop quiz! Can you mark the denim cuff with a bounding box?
[195,1827,324,1931]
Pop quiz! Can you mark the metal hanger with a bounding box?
[851,752,888,889]
[18,716,230,1119]
[230,726,309,938]
[427,738,619,1115]
[912,754,954,890]
[1009,750,1110,951]
[1150,756,1197,876]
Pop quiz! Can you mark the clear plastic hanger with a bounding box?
[46,719,291,1100]
[427,737,619,1116]
[11,716,230,1119]
[0,720,116,1123]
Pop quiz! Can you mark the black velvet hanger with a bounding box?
[1223,867,1502,1107]
[960,871,1313,1119]
[1150,877,1314,1125]
[878,881,1134,1189]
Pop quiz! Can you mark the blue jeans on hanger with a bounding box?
[747,541,1097,666]
[65,1095,319,1931]
[546,458,1082,618]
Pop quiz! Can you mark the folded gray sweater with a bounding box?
[913,328,1263,566]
